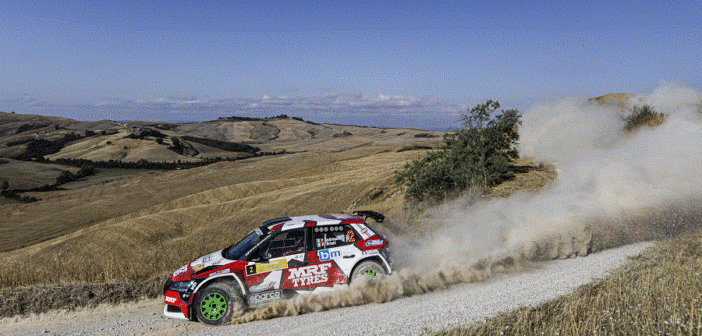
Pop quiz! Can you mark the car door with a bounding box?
[244,228,307,294]
[282,225,356,292]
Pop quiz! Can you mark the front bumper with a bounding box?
[163,289,190,320]
[163,304,189,320]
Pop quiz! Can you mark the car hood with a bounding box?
[170,250,229,281]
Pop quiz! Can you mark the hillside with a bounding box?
[0,111,451,287]
[0,110,557,289]
[0,112,443,165]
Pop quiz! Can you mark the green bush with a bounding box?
[15,133,83,160]
[180,135,259,154]
[395,100,521,203]
[125,128,166,139]
[623,105,665,132]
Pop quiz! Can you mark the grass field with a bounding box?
[0,144,433,286]
[0,159,79,190]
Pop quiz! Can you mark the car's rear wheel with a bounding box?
[351,260,387,282]
[194,282,244,326]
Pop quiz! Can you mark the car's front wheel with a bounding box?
[351,260,387,282]
[193,282,245,326]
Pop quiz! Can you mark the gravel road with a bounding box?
[0,241,652,336]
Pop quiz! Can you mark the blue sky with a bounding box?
[1,1,700,129]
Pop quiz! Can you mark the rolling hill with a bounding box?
[0,111,454,287]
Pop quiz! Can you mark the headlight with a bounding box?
[168,280,197,293]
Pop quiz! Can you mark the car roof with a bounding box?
[261,214,364,232]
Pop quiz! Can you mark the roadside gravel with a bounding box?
[0,241,653,336]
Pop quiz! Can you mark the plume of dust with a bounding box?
[231,83,702,324]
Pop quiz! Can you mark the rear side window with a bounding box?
[313,225,357,249]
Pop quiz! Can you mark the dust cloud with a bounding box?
[232,83,702,324]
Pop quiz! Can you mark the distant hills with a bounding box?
[0,111,443,192]
[1,112,442,164]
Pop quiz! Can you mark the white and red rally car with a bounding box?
[163,211,392,325]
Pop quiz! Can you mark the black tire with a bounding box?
[193,282,245,326]
[351,260,387,283]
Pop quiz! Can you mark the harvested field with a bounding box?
[0,144,433,286]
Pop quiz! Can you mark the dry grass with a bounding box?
[0,146,553,318]
[589,93,635,111]
[485,158,557,198]
[0,159,79,190]
[432,231,702,336]
[0,145,429,287]
[0,275,166,318]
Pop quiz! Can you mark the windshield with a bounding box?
[222,228,266,260]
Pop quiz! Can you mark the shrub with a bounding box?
[15,133,83,160]
[15,123,49,134]
[167,137,185,155]
[5,138,33,147]
[395,100,521,203]
[125,128,165,139]
[180,136,259,154]
[53,166,95,186]
[623,105,665,132]
[396,145,434,153]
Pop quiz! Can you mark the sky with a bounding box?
[1,0,700,130]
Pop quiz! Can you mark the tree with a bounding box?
[395,100,521,203]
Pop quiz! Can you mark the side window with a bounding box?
[313,225,357,250]
[261,229,306,259]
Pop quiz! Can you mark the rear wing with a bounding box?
[352,210,385,224]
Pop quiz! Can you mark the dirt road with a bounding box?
[0,242,652,336]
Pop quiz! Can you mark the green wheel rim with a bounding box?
[200,292,228,321]
[362,268,379,280]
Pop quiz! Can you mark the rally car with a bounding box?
[163,211,392,325]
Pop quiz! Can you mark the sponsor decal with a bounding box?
[246,258,288,275]
[317,248,342,261]
[362,250,379,255]
[248,290,282,305]
[191,263,205,272]
[315,237,339,248]
[173,265,189,277]
[209,269,230,277]
[165,296,177,304]
[249,271,282,292]
[287,263,332,287]
[347,230,355,243]
[353,224,372,239]
[365,239,384,247]
[201,254,215,263]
